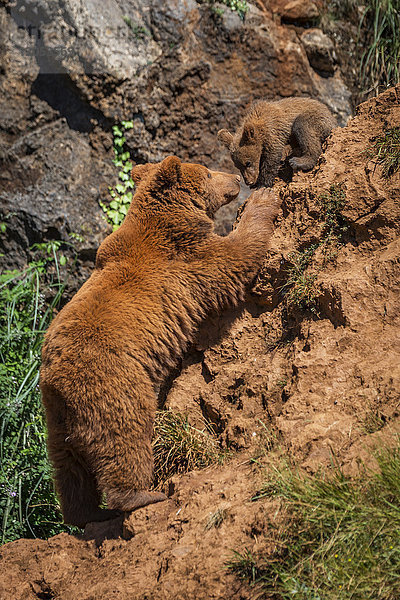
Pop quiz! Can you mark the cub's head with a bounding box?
[131,156,240,217]
[218,123,262,188]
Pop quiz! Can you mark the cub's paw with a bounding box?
[289,157,301,172]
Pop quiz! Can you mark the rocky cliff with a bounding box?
[0,0,353,286]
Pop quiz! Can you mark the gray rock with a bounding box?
[301,28,337,76]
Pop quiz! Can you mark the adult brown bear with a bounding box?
[40,156,280,527]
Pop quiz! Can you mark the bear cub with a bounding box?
[218,97,336,188]
[40,156,281,528]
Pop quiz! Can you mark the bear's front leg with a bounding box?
[189,187,281,308]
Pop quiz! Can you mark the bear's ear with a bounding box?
[131,163,153,185]
[243,123,256,142]
[156,156,182,187]
[217,129,234,150]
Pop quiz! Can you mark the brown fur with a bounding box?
[218,97,336,188]
[40,156,281,528]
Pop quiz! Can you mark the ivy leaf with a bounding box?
[123,162,133,173]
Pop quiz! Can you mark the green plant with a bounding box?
[122,16,151,39]
[230,443,400,599]
[100,121,135,230]
[199,0,249,20]
[0,254,73,544]
[317,183,348,242]
[368,127,400,177]
[359,0,400,95]
[31,240,68,267]
[226,548,263,584]
[152,410,224,487]
[280,185,348,314]
[281,245,319,312]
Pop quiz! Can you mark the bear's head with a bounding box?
[131,156,241,217]
[218,124,262,188]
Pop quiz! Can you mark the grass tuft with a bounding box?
[359,0,400,95]
[152,410,225,487]
[226,548,262,584]
[229,443,400,599]
[205,507,227,530]
[369,127,400,178]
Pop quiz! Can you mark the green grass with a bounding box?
[228,443,400,599]
[0,248,73,544]
[152,410,225,488]
[360,0,400,95]
[369,127,400,178]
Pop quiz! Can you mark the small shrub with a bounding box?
[152,410,224,487]
[100,121,135,230]
[317,183,348,241]
[368,127,400,178]
[281,246,319,312]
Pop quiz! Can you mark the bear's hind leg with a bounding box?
[48,431,121,528]
[95,431,167,513]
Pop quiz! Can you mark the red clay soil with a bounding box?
[1,86,399,600]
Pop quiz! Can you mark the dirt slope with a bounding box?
[1,87,399,600]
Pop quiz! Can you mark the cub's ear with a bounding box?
[217,129,234,150]
[243,123,256,141]
[156,156,182,187]
[131,163,153,185]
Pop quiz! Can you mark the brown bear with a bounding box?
[218,97,336,188]
[40,156,281,528]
